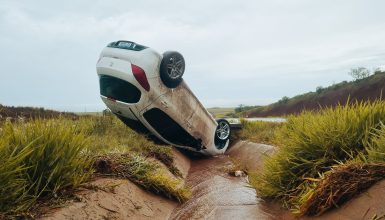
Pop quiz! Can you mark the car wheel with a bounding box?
[214,119,231,150]
[160,51,185,88]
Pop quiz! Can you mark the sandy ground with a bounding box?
[40,149,190,220]
[40,141,385,220]
[41,178,178,220]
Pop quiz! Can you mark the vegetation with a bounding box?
[348,67,371,81]
[240,70,385,117]
[0,104,77,121]
[0,119,92,214]
[93,153,190,202]
[252,100,385,216]
[239,120,282,145]
[299,163,385,216]
[0,116,190,216]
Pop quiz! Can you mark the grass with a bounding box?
[251,100,385,216]
[93,153,190,202]
[0,119,92,214]
[366,122,385,163]
[298,162,385,216]
[239,119,282,145]
[0,115,190,216]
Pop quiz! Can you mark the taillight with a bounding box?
[131,64,150,91]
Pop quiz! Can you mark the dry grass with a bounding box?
[93,153,190,203]
[298,163,385,216]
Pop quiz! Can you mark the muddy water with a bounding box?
[170,141,292,220]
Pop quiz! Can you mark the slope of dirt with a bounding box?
[245,72,385,117]
[40,149,190,220]
[41,178,178,220]
[226,141,275,172]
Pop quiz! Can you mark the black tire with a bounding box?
[214,119,231,150]
[160,51,185,88]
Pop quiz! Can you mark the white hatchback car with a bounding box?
[96,40,231,155]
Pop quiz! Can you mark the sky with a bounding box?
[1,0,385,112]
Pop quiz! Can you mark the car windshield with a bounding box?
[107,41,147,51]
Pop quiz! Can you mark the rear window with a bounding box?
[99,75,141,103]
[107,41,147,51]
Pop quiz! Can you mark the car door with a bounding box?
[139,81,201,147]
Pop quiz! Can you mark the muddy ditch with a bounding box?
[170,141,280,220]
[40,141,385,220]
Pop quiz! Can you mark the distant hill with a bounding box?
[242,71,385,117]
[0,104,78,121]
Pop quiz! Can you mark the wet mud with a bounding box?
[170,141,289,220]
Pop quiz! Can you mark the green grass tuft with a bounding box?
[239,119,282,145]
[93,153,191,203]
[0,119,92,214]
[366,122,385,163]
[0,115,189,216]
[252,100,385,214]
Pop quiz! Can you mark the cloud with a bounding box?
[1,0,385,110]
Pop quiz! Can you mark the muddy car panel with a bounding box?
[97,41,230,155]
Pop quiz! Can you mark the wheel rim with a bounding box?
[166,55,184,79]
[216,121,230,140]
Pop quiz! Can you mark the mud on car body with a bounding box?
[96,40,231,155]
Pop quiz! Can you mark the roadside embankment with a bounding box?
[41,148,190,220]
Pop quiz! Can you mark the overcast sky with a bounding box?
[1,0,385,112]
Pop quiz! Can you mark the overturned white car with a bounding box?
[96,40,230,155]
